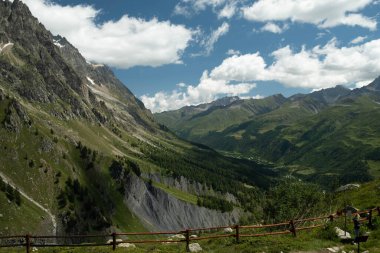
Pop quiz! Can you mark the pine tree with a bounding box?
[14,189,21,206]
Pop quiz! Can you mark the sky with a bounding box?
[18,0,380,112]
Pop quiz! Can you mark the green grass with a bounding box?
[151,181,198,205]
[0,191,47,235]
[1,177,380,253]
[368,160,380,178]
[336,179,380,209]
[0,226,374,253]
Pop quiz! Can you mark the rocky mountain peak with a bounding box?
[366,76,380,91]
[0,0,156,130]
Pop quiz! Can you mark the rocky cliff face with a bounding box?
[0,0,155,130]
[147,173,238,204]
[53,35,156,131]
[124,174,240,231]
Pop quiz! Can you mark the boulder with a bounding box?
[189,243,202,252]
[106,238,123,244]
[169,234,185,240]
[335,227,351,240]
[190,234,198,238]
[223,227,233,233]
[118,243,136,248]
[326,246,342,253]
[336,184,360,192]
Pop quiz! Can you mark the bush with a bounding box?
[318,222,338,241]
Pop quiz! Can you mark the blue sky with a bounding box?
[21,0,380,112]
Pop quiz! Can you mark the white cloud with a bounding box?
[201,22,230,55]
[350,36,368,44]
[143,38,380,112]
[243,0,377,30]
[240,94,264,99]
[173,5,192,17]
[174,0,241,19]
[141,71,256,112]
[210,53,268,81]
[260,22,288,33]
[176,82,187,88]
[22,0,194,69]
[218,3,237,19]
[354,79,372,88]
[211,38,380,89]
[226,49,241,55]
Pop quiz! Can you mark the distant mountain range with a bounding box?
[155,79,380,188]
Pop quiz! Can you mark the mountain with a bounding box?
[155,94,287,141]
[156,83,380,188]
[0,0,276,236]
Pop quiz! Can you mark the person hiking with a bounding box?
[353,213,361,239]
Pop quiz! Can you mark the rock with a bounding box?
[223,227,233,233]
[189,243,202,252]
[169,234,185,240]
[124,173,240,231]
[32,247,38,252]
[335,227,351,239]
[362,251,369,253]
[118,243,136,248]
[106,238,123,244]
[190,234,198,238]
[336,184,360,192]
[326,246,341,252]
[343,206,359,214]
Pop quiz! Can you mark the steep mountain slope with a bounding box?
[156,83,380,188]
[0,0,275,236]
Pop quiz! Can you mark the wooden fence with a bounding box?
[0,207,378,253]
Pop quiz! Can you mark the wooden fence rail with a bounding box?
[0,207,378,253]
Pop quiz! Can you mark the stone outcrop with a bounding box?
[123,174,240,231]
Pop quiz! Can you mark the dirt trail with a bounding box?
[0,171,57,235]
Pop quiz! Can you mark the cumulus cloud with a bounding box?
[173,0,241,19]
[22,0,194,69]
[260,22,288,33]
[143,38,380,112]
[141,71,256,112]
[211,38,380,89]
[243,0,377,30]
[210,53,268,81]
[350,36,368,44]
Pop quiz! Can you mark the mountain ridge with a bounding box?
[155,81,380,188]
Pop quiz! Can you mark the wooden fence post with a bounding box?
[290,220,296,237]
[368,210,373,227]
[25,234,30,253]
[185,229,190,252]
[112,232,116,251]
[235,225,240,243]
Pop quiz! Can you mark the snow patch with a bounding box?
[53,39,64,48]
[91,63,104,68]
[0,42,14,53]
[86,76,96,86]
